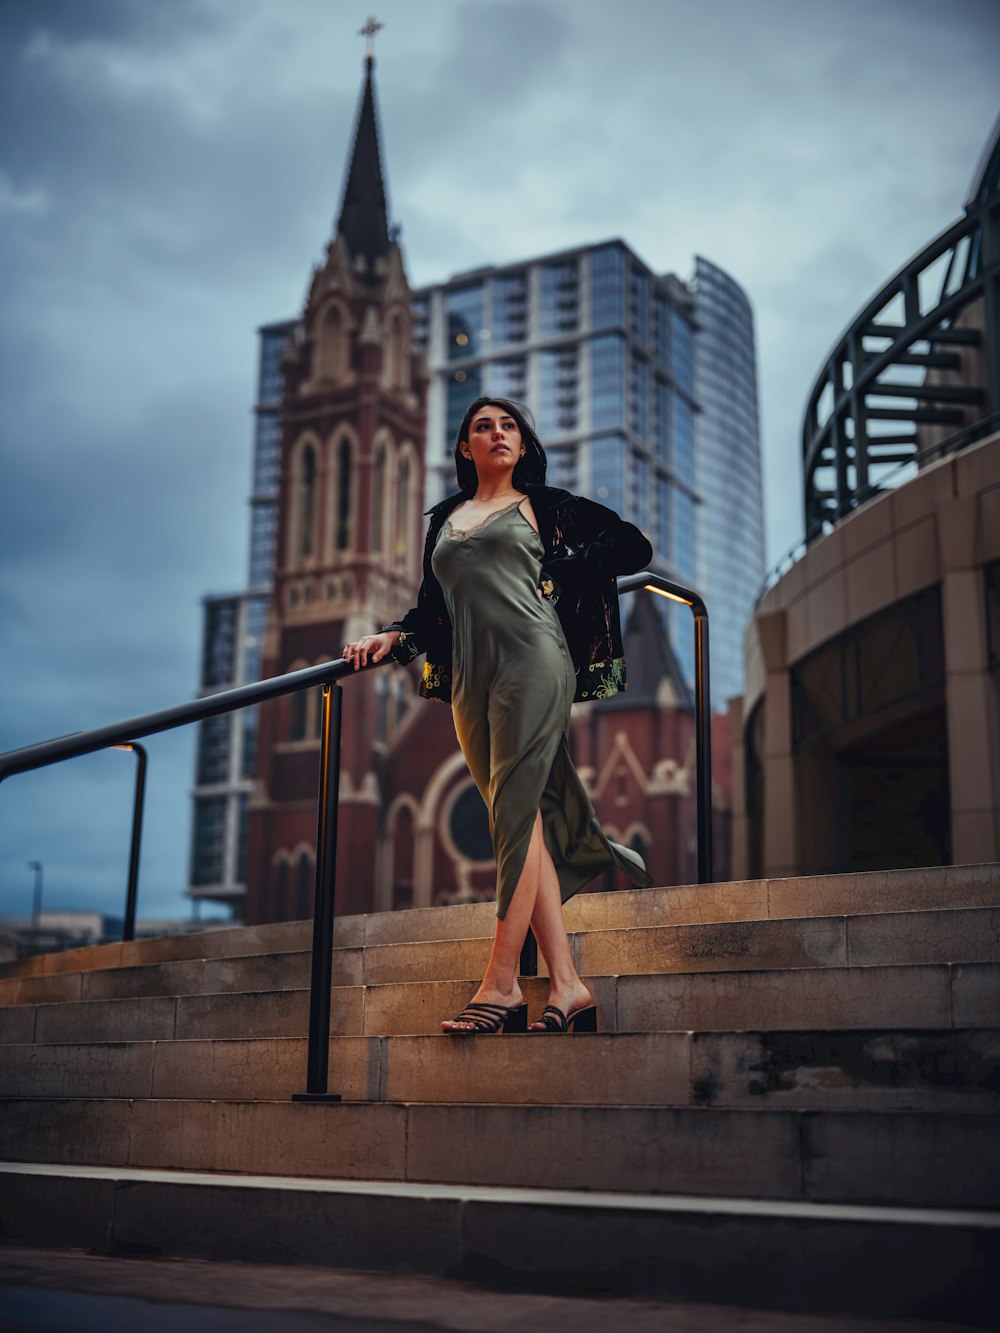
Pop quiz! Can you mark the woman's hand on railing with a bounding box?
[342,631,399,671]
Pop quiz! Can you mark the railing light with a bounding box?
[644,584,694,607]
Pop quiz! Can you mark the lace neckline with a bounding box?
[443,497,526,542]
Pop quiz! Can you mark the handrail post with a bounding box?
[118,743,147,942]
[693,610,713,884]
[293,681,343,1103]
[618,573,714,885]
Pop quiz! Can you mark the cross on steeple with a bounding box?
[358,16,384,60]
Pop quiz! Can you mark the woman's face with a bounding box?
[460,403,524,478]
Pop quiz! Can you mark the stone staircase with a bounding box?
[1,865,998,1323]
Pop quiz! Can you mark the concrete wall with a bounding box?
[734,430,1000,877]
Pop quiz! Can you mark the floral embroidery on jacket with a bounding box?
[578,657,626,701]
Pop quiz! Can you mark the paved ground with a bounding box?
[0,1249,989,1333]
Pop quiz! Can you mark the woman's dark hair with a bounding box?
[453,397,548,495]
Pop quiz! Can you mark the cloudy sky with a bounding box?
[1,0,997,924]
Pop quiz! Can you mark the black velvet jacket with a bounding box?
[384,483,653,704]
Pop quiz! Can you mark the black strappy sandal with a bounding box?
[530,1003,598,1033]
[441,1001,529,1035]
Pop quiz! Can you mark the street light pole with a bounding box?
[27,860,43,934]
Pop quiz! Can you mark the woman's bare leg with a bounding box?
[526,822,592,1025]
[441,812,590,1032]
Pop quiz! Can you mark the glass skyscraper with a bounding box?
[691,257,765,705]
[413,240,701,618]
[187,321,292,911]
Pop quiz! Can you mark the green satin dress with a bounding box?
[431,496,652,919]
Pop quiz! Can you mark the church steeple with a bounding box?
[336,52,391,266]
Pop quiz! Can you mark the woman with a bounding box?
[343,397,653,1034]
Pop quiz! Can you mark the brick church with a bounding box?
[244,56,730,925]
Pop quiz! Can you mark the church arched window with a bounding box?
[295,850,313,920]
[372,441,386,553]
[375,673,389,742]
[393,674,409,730]
[272,856,290,922]
[297,444,316,558]
[335,437,353,551]
[290,689,308,742]
[394,453,410,562]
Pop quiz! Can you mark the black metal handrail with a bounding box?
[0,574,710,1100]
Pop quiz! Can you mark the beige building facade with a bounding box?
[732,430,1000,878]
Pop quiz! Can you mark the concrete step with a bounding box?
[2,1100,999,1209]
[1,905,997,1008]
[3,863,996,988]
[4,962,998,1045]
[1,1161,996,1322]
[2,1028,997,1111]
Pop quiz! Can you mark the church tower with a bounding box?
[245,49,427,922]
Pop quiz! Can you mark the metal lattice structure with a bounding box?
[803,117,1000,536]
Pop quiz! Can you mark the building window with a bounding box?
[411,296,429,354]
[395,453,411,561]
[629,353,648,442]
[447,366,482,452]
[235,796,248,886]
[372,441,386,553]
[190,796,227,887]
[243,595,269,682]
[272,857,290,921]
[538,347,578,435]
[258,327,290,403]
[196,713,231,786]
[201,598,239,688]
[673,488,696,580]
[249,502,278,588]
[986,560,1000,671]
[487,357,526,400]
[653,296,670,372]
[296,851,313,919]
[671,307,694,396]
[591,433,626,511]
[547,446,576,491]
[375,673,389,743]
[446,284,484,361]
[539,258,579,337]
[296,445,317,558]
[672,392,695,488]
[492,272,528,348]
[633,453,650,531]
[290,689,308,742]
[335,437,352,551]
[629,266,648,343]
[394,675,409,729]
[654,380,670,466]
[656,475,671,556]
[241,707,258,780]
[590,334,626,430]
[253,412,282,495]
[590,245,626,328]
